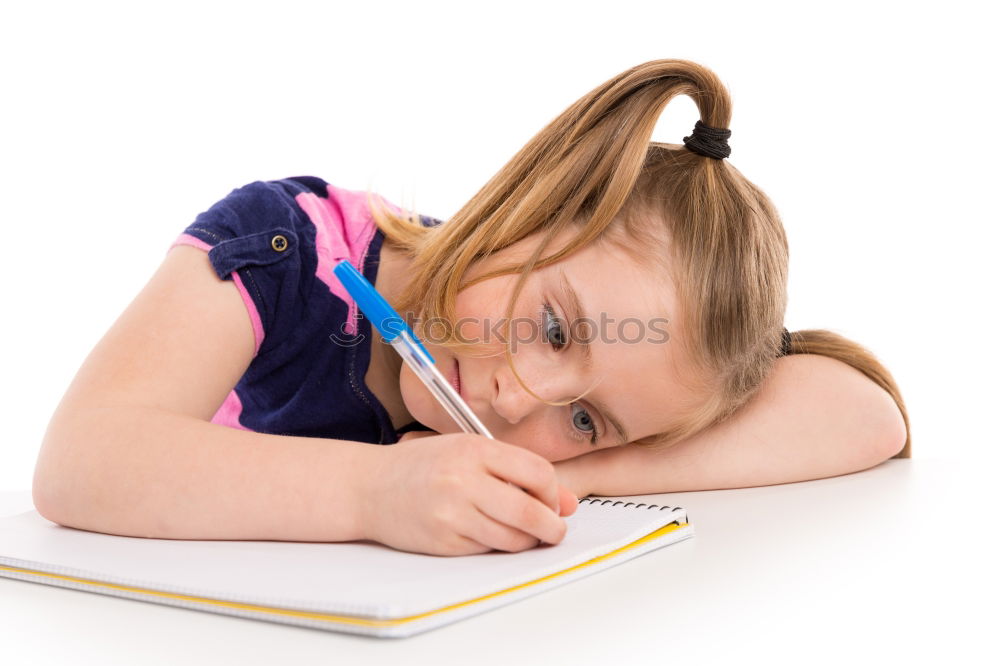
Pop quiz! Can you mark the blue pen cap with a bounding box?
[332,260,434,363]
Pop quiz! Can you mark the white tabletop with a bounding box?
[1,458,995,665]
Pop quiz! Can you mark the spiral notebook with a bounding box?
[0,497,692,638]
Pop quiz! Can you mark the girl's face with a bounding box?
[399,226,699,462]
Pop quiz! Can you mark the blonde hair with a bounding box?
[365,59,911,458]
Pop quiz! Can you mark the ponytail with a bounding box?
[367,59,911,455]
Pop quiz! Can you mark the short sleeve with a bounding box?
[168,180,308,358]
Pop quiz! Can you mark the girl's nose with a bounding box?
[490,364,562,425]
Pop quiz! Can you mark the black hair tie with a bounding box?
[778,327,793,357]
[683,120,732,160]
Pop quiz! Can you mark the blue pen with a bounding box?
[333,260,494,438]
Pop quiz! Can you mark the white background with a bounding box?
[2,1,996,487]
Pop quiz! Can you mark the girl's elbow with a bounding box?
[871,391,908,462]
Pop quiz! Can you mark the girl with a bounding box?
[31,59,910,557]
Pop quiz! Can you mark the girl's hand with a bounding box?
[398,429,579,513]
[360,432,577,556]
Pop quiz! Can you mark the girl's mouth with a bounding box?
[450,358,462,400]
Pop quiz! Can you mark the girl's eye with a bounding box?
[541,302,599,446]
[570,403,599,445]
[542,303,567,350]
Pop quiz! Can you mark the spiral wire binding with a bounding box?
[578,497,686,527]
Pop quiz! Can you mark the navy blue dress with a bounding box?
[169,176,439,444]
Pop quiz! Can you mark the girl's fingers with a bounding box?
[482,441,563,516]
[456,505,542,554]
[471,476,567,548]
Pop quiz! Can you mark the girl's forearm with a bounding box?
[556,354,907,497]
[33,404,378,542]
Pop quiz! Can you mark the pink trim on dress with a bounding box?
[168,232,265,356]
[294,185,399,336]
[231,272,264,356]
[169,233,213,252]
[211,389,251,430]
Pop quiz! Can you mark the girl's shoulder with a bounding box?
[174,176,442,276]
[167,176,440,442]
[168,175,412,358]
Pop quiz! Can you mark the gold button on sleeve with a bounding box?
[271,234,288,252]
